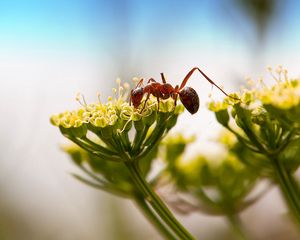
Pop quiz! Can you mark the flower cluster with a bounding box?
[209,66,300,129]
[57,85,178,124]
[259,67,300,108]
[51,84,183,132]
[208,67,300,225]
[50,79,185,194]
[51,79,197,240]
[208,67,300,154]
[159,132,260,216]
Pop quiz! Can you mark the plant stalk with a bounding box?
[126,162,195,240]
[134,195,177,240]
[227,214,247,240]
[272,157,300,226]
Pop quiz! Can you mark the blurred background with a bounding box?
[1,0,300,239]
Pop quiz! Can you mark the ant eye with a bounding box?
[133,88,143,96]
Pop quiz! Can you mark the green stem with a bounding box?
[227,214,247,240]
[120,131,131,151]
[68,137,122,162]
[134,195,177,240]
[82,136,119,155]
[272,157,300,226]
[132,125,150,154]
[136,126,166,161]
[126,162,195,240]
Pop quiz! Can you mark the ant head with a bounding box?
[179,87,199,114]
[131,87,144,108]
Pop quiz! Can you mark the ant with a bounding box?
[130,67,232,114]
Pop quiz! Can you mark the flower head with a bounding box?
[257,78,300,109]
[51,79,184,132]
[207,66,300,177]
[51,78,185,171]
[51,78,187,205]
[209,66,300,128]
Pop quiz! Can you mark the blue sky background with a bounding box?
[1,0,300,79]
[0,0,298,53]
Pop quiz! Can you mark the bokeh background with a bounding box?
[1,0,300,239]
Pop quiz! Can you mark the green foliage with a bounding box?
[209,67,300,172]
[161,132,260,216]
[209,67,300,225]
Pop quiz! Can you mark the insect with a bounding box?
[130,67,231,114]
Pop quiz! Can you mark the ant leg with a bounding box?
[179,67,230,97]
[160,73,167,83]
[154,89,162,111]
[157,96,160,111]
[173,86,179,106]
[140,92,151,112]
[173,94,178,106]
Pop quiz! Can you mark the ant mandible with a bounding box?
[130,67,231,114]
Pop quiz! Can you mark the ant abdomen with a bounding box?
[179,87,199,114]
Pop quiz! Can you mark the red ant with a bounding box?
[130,67,231,114]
